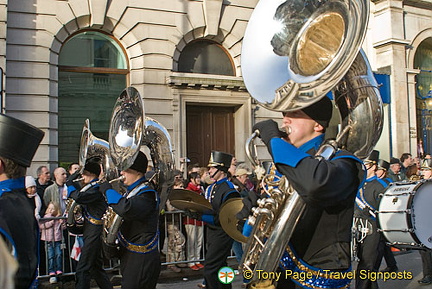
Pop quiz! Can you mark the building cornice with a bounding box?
[373,38,411,49]
[167,72,247,91]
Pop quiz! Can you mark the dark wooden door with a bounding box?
[186,105,235,167]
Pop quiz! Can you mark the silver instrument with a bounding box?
[239,0,384,286]
[66,119,120,235]
[103,87,175,246]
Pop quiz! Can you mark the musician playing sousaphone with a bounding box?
[99,151,161,289]
[66,157,113,289]
[248,97,364,289]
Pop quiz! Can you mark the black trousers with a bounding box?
[75,223,112,289]
[204,226,233,289]
[120,248,161,289]
[419,249,432,277]
[375,233,397,270]
[355,220,380,289]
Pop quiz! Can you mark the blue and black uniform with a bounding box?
[267,134,364,289]
[203,177,240,289]
[354,175,390,289]
[105,177,160,289]
[68,179,113,289]
[0,177,39,289]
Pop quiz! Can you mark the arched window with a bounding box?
[178,40,235,76]
[58,31,128,164]
[414,38,432,155]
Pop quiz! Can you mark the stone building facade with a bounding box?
[0,0,431,175]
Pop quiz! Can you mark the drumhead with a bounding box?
[412,180,432,248]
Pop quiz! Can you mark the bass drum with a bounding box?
[378,180,432,249]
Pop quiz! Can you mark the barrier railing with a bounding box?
[37,210,235,279]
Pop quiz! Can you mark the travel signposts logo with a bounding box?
[218,267,235,284]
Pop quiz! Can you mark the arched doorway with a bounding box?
[178,40,237,166]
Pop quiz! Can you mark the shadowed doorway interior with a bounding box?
[186,105,235,167]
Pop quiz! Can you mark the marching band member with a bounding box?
[354,150,389,289]
[252,97,364,289]
[185,151,240,289]
[100,151,160,289]
[0,114,44,289]
[67,157,113,289]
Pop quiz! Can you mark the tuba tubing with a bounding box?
[241,141,339,284]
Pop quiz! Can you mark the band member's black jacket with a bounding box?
[203,177,240,289]
[354,176,389,289]
[267,134,364,288]
[105,177,160,289]
[68,179,113,289]
[0,177,38,289]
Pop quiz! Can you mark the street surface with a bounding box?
[154,250,426,289]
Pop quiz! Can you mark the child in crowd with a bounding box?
[165,179,186,272]
[39,202,65,284]
[25,175,43,220]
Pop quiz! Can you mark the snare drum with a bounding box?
[377,180,432,249]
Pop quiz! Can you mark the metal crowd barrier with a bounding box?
[37,211,235,279]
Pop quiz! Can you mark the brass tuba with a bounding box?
[239,0,383,286]
[102,87,175,248]
[65,119,120,235]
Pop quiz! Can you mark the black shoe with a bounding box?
[381,265,398,273]
[418,276,432,285]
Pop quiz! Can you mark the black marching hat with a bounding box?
[365,150,379,165]
[129,151,148,174]
[0,114,44,167]
[377,159,390,171]
[301,96,333,128]
[208,151,233,171]
[84,157,101,176]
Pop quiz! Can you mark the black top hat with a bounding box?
[390,157,400,165]
[0,114,44,167]
[208,151,233,171]
[365,150,379,164]
[84,157,101,176]
[301,97,333,128]
[377,159,390,171]
[262,161,273,174]
[129,151,148,174]
[421,159,432,170]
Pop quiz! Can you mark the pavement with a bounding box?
[37,249,428,289]
[37,260,214,289]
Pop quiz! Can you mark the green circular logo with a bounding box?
[218,266,235,284]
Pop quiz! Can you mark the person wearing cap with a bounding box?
[375,159,390,180]
[251,96,364,289]
[25,175,43,220]
[417,158,432,285]
[100,151,160,289]
[67,157,113,289]
[373,158,399,276]
[0,114,44,289]
[388,157,407,182]
[186,151,240,289]
[353,150,390,289]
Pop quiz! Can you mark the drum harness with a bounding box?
[354,177,389,243]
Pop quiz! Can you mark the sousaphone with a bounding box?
[239,0,384,286]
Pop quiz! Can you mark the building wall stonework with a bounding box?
[3,0,259,175]
[3,0,432,174]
